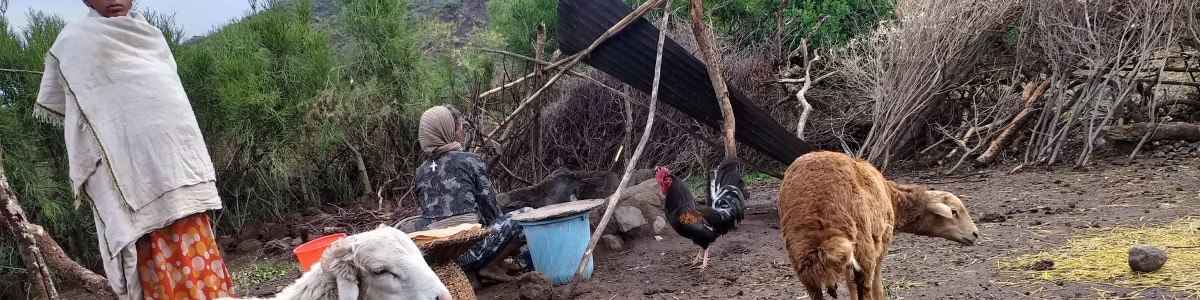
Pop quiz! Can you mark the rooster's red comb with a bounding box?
[655,166,669,181]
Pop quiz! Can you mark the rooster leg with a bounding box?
[692,248,710,270]
[689,248,704,265]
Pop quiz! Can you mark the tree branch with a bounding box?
[0,68,42,75]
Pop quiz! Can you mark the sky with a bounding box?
[5,0,254,38]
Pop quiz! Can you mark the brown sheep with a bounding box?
[777,151,979,300]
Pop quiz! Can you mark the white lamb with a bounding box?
[219,225,453,300]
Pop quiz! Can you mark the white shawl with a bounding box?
[34,10,217,212]
[34,11,224,298]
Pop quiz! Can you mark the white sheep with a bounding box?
[219,225,453,300]
[777,151,980,300]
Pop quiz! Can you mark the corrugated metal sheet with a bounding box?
[556,0,817,165]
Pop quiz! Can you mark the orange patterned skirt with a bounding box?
[136,213,235,299]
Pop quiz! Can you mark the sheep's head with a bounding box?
[321,225,453,300]
[909,190,980,246]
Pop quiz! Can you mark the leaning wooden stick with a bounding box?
[0,68,43,75]
[563,1,671,297]
[687,0,737,158]
[485,0,666,142]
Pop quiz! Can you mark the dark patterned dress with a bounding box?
[414,151,531,270]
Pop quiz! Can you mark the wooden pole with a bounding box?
[687,0,737,158]
[562,1,671,298]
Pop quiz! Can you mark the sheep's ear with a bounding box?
[377,222,390,230]
[321,238,360,300]
[336,278,360,300]
[927,202,954,219]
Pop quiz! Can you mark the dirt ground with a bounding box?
[467,154,1200,300]
[79,150,1194,300]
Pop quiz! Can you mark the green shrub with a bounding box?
[487,0,558,58]
[0,11,101,268]
[173,0,336,228]
[487,0,895,65]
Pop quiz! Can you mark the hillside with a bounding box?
[316,0,490,40]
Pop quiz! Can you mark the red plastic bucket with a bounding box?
[294,233,346,272]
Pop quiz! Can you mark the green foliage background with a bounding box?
[485,0,894,62]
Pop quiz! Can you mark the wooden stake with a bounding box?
[562,1,671,297]
[687,0,737,158]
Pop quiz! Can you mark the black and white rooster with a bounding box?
[655,156,746,270]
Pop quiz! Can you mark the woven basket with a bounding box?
[414,227,493,299]
[432,261,475,300]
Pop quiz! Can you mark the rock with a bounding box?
[236,239,263,253]
[283,212,304,224]
[217,235,237,250]
[613,206,647,232]
[1128,245,1167,273]
[517,272,553,300]
[654,236,663,241]
[601,234,624,251]
[587,179,664,237]
[1030,259,1054,271]
[290,237,303,247]
[653,216,668,234]
[262,222,289,240]
[237,222,263,243]
[263,239,291,255]
[323,227,347,235]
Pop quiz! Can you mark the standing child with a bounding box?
[34,0,234,299]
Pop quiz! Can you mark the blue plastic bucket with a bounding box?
[517,212,594,285]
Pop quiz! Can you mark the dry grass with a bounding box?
[995,216,1200,294]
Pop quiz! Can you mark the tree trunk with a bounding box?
[1,148,118,299]
[1,172,59,300]
[342,138,372,197]
[1101,122,1200,142]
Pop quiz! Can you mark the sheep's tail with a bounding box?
[790,235,857,300]
[819,236,857,299]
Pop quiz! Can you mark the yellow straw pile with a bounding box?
[995,216,1200,294]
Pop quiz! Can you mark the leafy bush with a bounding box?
[486,0,895,65]
[173,0,335,228]
[488,0,558,58]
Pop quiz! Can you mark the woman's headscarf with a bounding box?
[418,105,462,159]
